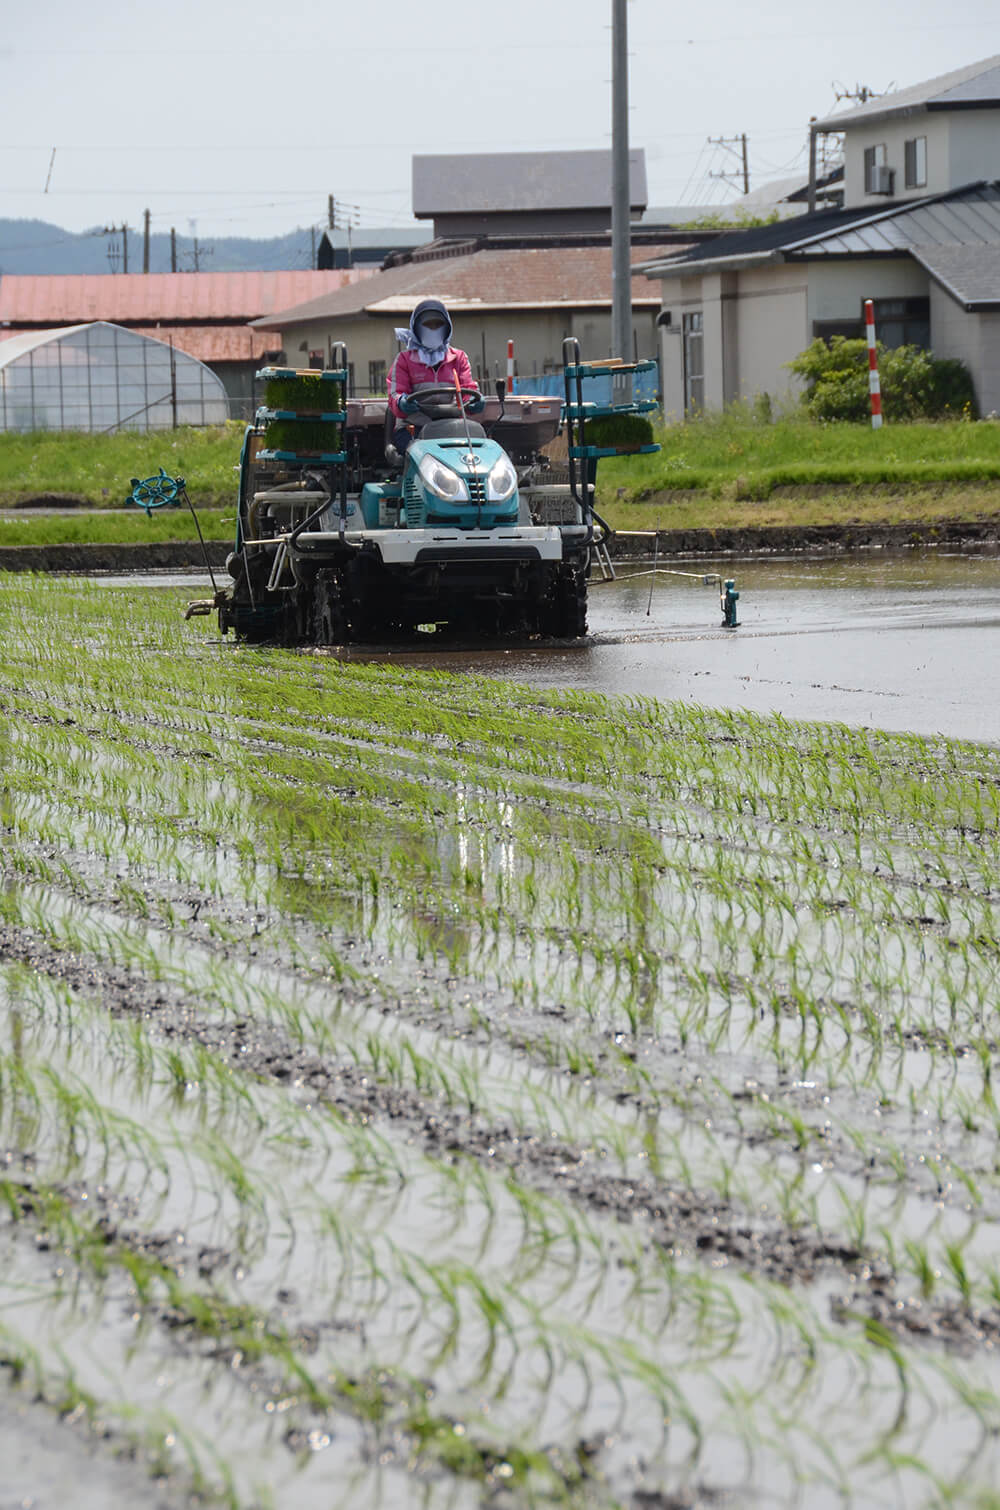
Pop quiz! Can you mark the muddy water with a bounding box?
[109,548,1000,741]
[401,550,1000,744]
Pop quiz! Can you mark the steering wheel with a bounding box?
[405,384,481,412]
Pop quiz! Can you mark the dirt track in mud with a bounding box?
[4,568,1000,1508]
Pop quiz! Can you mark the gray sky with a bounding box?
[2,0,998,240]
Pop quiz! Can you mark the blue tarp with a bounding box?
[513,365,660,406]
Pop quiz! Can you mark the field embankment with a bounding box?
[2,574,1000,1506]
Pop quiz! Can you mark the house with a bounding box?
[0,270,370,416]
[412,150,648,239]
[316,226,433,271]
[641,56,1000,417]
[809,54,1000,209]
[252,239,688,399]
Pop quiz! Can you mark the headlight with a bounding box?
[485,455,518,502]
[416,452,469,503]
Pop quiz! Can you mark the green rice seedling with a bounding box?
[944,1240,975,1310]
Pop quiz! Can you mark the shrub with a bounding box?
[788,337,978,422]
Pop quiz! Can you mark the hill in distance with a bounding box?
[0,219,321,275]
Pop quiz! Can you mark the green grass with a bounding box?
[0,506,233,548]
[599,482,1000,534]
[5,414,1000,541]
[596,408,1000,515]
[0,425,245,507]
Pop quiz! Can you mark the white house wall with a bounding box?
[929,284,1000,415]
[978,313,1000,416]
[807,258,928,325]
[655,264,809,414]
[840,110,1000,208]
[732,265,808,407]
[840,112,947,206]
[948,113,1000,190]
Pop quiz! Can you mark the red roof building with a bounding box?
[0,270,373,414]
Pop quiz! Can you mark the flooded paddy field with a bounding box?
[387,549,1000,745]
[3,565,1000,1508]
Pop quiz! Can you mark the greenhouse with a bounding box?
[0,321,228,432]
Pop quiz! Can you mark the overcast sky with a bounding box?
[2,0,998,242]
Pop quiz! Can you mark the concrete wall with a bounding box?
[840,109,1000,207]
[656,275,701,419]
[265,307,659,396]
[978,312,1000,416]
[840,112,947,205]
[654,263,810,414]
[732,265,808,406]
[807,258,928,324]
[929,284,1000,415]
[948,113,1000,188]
[431,210,641,237]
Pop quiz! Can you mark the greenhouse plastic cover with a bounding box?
[0,321,228,432]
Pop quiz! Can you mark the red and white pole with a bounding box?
[506,339,514,394]
[864,299,883,429]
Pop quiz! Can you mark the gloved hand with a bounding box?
[398,392,421,415]
[466,391,486,414]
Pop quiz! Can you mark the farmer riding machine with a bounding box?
[209,339,660,645]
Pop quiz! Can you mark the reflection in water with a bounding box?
[333,550,1000,744]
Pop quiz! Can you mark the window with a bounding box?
[682,312,704,414]
[866,297,930,350]
[368,359,386,395]
[863,144,890,194]
[904,136,927,188]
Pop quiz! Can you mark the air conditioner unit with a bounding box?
[871,165,895,195]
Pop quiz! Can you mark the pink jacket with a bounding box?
[387,346,476,420]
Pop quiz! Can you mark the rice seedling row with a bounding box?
[4,575,1000,1504]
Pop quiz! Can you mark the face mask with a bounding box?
[417,320,446,349]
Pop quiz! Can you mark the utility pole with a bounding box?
[708,134,750,196]
[808,119,818,213]
[143,208,150,274]
[187,236,212,273]
[170,227,177,273]
[102,223,129,273]
[611,0,632,388]
[328,194,335,230]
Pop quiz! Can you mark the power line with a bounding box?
[707,134,750,196]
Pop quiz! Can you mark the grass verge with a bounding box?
[4,415,1000,542]
[0,425,243,508]
[0,507,233,548]
[599,482,1000,534]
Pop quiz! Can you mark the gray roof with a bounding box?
[639,182,1000,278]
[320,226,432,252]
[783,183,1000,256]
[813,54,1000,130]
[909,244,1000,308]
[412,150,648,217]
